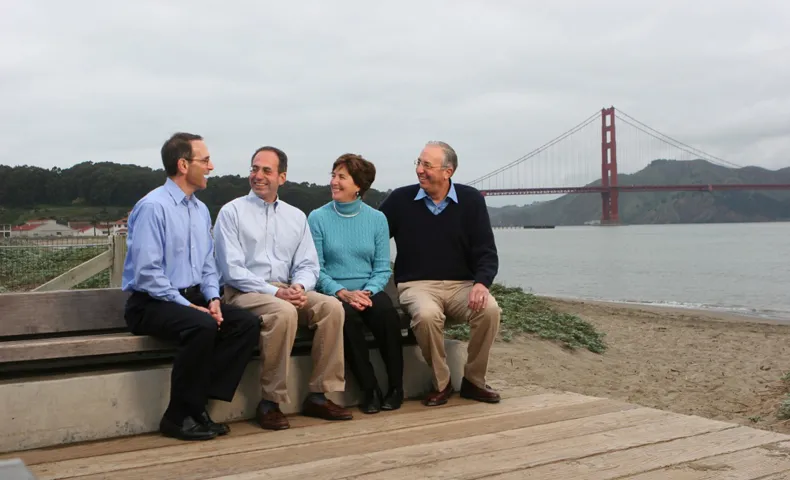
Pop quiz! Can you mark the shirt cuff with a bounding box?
[174,294,191,307]
[203,286,220,303]
[261,283,279,296]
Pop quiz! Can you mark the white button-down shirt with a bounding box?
[214,192,319,295]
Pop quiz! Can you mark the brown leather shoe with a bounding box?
[256,402,290,430]
[302,396,353,420]
[459,377,501,403]
[423,382,454,406]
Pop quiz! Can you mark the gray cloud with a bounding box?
[1,0,788,206]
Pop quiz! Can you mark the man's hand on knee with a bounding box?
[467,283,489,312]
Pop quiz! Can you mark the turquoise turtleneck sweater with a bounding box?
[307,198,392,296]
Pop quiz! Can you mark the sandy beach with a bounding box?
[487,297,790,434]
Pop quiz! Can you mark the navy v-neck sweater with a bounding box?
[379,183,499,288]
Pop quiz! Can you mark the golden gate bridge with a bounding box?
[467,107,790,225]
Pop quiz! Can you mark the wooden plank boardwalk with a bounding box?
[5,387,790,479]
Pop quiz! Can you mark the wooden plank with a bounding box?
[6,388,534,466]
[5,395,480,466]
[214,409,733,480]
[623,442,790,479]
[32,249,113,293]
[70,396,635,480]
[197,404,661,480]
[0,288,128,336]
[109,235,126,288]
[0,333,173,363]
[483,427,789,480]
[27,393,599,479]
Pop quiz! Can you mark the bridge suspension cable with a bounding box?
[616,109,742,169]
[467,110,601,186]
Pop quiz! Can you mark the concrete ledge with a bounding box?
[0,340,467,453]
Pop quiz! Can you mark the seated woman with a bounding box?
[307,153,404,413]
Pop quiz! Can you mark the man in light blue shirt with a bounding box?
[123,132,259,442]
[214,146,351,430]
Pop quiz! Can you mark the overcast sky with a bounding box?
[1,1,788,205]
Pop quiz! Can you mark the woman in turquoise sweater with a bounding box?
[307,153,403,414]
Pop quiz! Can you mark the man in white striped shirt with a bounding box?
[214,146,352,430]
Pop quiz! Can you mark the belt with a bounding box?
[178,285,201,296]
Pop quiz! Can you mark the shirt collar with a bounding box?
[414,181,458,203]
[164,177,195,206]
[247,190,281,209]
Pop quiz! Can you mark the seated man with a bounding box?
[122,132,260,441]
[379,140,502,406]
[214,145,352,430]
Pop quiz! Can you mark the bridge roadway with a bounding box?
[480,183,790,196]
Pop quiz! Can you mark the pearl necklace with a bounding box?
[333,201,362,218]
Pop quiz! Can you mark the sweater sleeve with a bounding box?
[378,190,398,238]
[362,213,392,295]
[307,210,346,296]
[469,191,499,287]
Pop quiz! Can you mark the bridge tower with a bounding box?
[600,106,619,224]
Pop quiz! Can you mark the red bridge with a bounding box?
[469,107,790,224]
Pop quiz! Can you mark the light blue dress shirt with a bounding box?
[414,181,459,215]
[214,192,319,295]
[121,178,220,307]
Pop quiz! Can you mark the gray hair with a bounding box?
[426,141,458,171]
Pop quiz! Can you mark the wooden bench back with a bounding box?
[0,289,128,337]
[0,277,401,338]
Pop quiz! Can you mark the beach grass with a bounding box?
[445,283,607,353]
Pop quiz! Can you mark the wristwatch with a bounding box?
[210,297,221,304]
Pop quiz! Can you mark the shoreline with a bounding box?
[489,292,790,434]
[537,293,790,326]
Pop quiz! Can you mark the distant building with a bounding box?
[10,219,77,237]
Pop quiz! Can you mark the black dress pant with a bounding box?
[124,289,260,423]
[342,291,404,392]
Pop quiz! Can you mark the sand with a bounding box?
[486,297,790,433]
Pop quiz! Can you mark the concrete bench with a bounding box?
[0,281,467,453]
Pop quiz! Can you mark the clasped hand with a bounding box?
[337,289,372,311]
[275,284,308,309]
[190,299,224,326]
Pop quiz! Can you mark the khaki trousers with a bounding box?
[397,280,500,392]
[223,284,345,404]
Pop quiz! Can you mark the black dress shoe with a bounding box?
[198,410,230,436]
[381,387,403,411]
[160,415,217,441]
[359,388,382,414]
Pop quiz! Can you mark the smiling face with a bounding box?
[416,144,453,197]
[183,139,213,191]
[330,164,360,202]
[249,150,286,203]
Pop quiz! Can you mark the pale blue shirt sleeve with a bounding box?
[214,204,279,296]
[126,202,190,306]
[362,213,393,295]
[290,216,320,292]
[199,203,220,302]
[308,211,346,296]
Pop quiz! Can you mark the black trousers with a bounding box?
[124,288,260,423]
[342,291,404,392]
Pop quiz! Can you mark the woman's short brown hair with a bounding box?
[332,153,377,198]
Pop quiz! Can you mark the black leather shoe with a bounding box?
[160,415,217,441]
[198,410,230,436]
[359,388,382,414]
[381,387,403,411]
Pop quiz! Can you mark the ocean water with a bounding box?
[489,222,790,321]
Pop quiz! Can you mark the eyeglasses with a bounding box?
[414,159,445,170]
[185,157,211,166]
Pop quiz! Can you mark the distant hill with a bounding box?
[0,162,390,225]
[487,159,790,226]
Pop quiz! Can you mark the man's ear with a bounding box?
[278,171,287,186]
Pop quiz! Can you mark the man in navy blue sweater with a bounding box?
[379,141,501,406]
